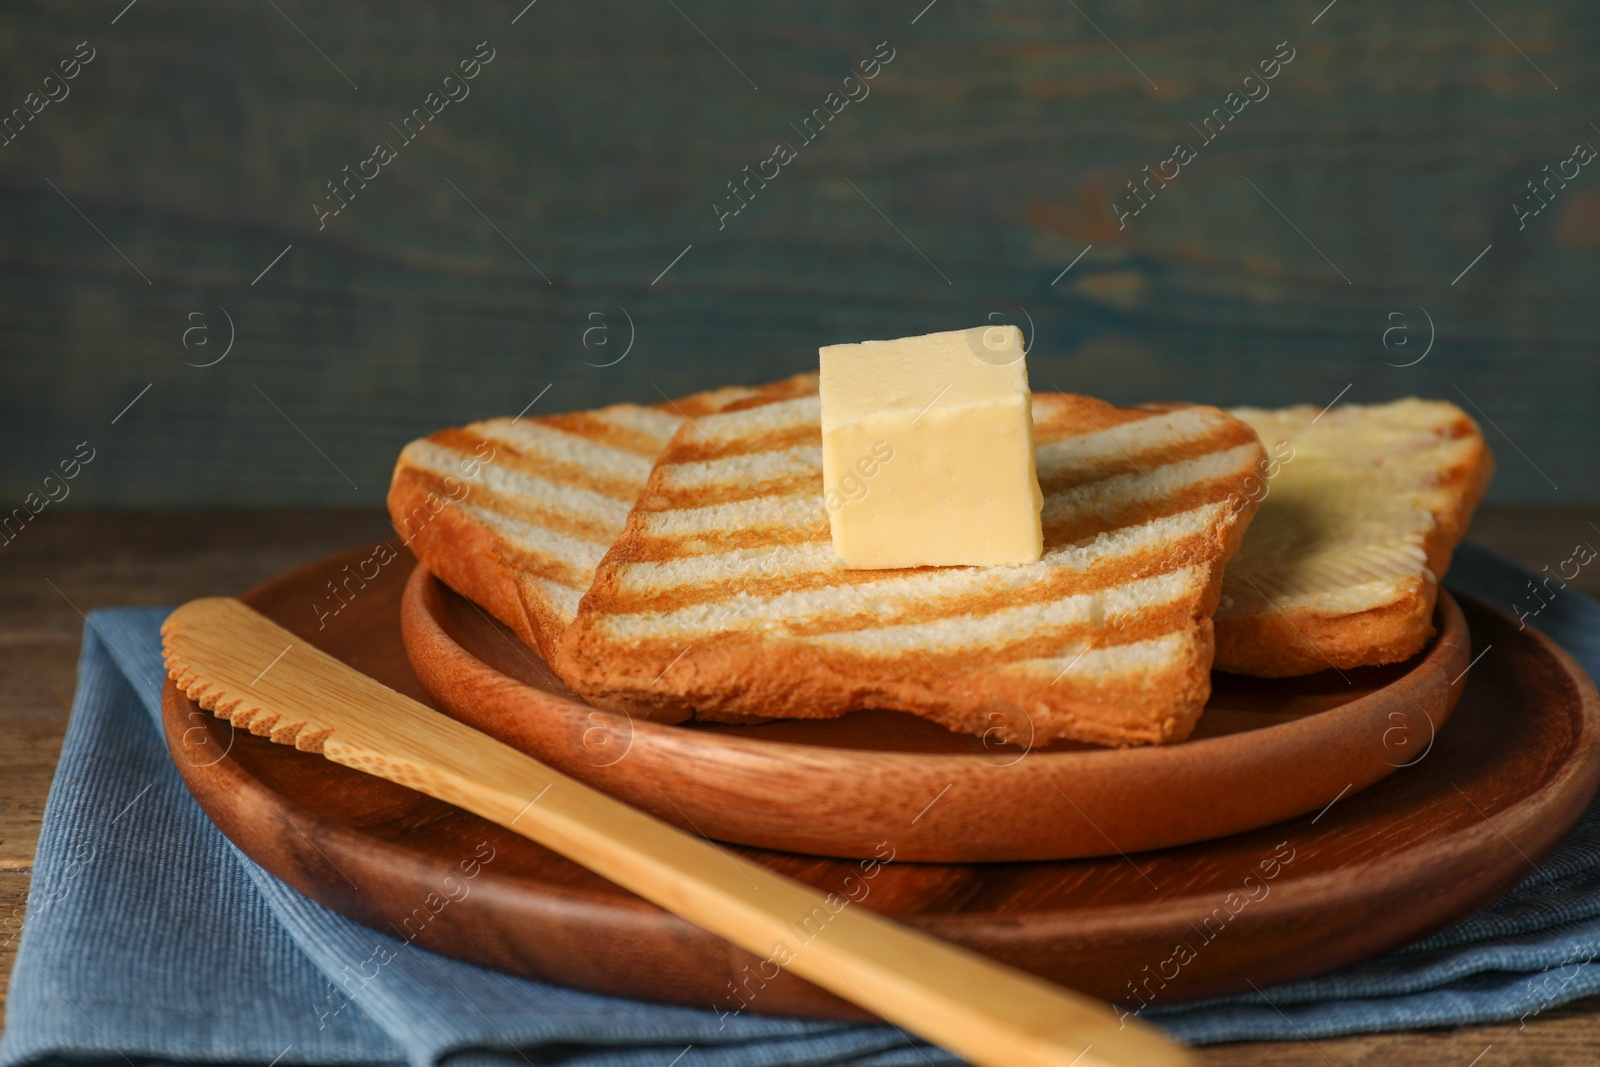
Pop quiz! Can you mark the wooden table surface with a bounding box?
[4,508,1600,1063]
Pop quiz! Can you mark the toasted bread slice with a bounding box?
[386,375,816,662]
[554,392,1269,747]
[1214,398,1494,677]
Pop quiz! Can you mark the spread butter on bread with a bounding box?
[1214,398,1493,677]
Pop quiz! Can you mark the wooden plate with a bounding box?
[401,562,1472,861]
[162,545,1600,1017]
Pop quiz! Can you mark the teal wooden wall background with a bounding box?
[1,1,1595,507]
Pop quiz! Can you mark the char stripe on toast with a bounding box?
[1214,398,1494,677]
[386,377,815,662]
[554,391,1269,747]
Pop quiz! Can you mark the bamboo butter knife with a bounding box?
[162,597,1192,1067]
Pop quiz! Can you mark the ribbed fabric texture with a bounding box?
[1,541,1597,1064]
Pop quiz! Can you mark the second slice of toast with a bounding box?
[554,391,1270,746]
[1214,398,1493,676]
[387,376,815,662]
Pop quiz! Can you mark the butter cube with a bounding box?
[818,326,1044,568]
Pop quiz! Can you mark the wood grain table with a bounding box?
[4,508,1600,1064]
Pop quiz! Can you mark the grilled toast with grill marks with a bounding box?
[1214,398,1493,677]
[553,391,1270,747]
[386,375,817,663]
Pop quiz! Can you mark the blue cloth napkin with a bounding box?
[4,541,1600,1065]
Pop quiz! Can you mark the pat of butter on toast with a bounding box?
[819,326,1044,568]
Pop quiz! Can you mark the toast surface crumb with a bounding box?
[1215,398,1494,677]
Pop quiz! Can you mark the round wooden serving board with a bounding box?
[402,562,1473,862]
[163,545,1600,1018]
